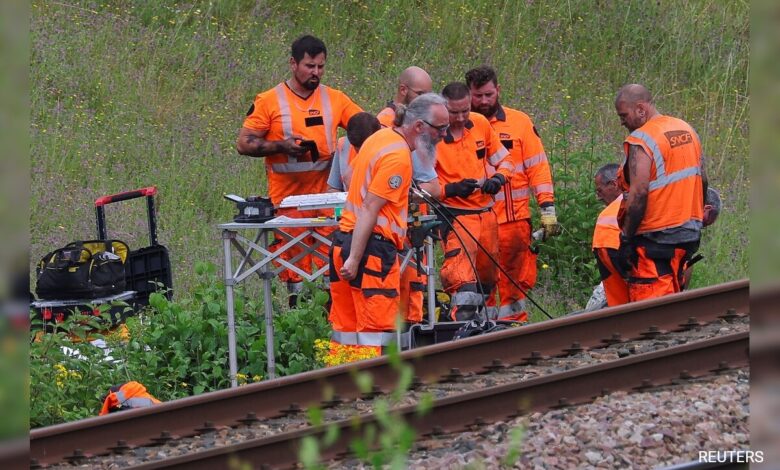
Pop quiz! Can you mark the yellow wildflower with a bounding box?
[54,363,82,389]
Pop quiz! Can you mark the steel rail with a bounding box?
[127,331,749,469]
[29,279,748,465]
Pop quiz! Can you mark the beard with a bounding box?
[414,133,438,170]
[302,77,320,90]
[474,100,500,118]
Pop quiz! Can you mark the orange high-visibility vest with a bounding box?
[592,195,629,306]
[99,381,161,415]
[339,128,413,249]
[377,101,396,128]
[487,105,554,223]
[243,83,363,205]
[592,195,623,250]
[617,115,703,235]
[436,113,512,210]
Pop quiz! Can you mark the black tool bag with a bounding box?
[36,240,129,300]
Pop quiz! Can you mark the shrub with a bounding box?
[30,261,331,427]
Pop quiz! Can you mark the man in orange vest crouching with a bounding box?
[614,84,708,302]
[328,93,449,362]
[590,163,630,308]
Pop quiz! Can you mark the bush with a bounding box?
[531,119,606,316]
[30,261,331,427]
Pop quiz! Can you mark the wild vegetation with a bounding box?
[30,263,331,426]
[31,0,748,313]
[30,0,748,427]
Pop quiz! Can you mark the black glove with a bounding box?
[481,174,506,195]
[616,234,637,277]
[444,178,480,198]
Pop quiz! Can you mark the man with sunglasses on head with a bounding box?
[433,82,513,322]
[465,66,558,323]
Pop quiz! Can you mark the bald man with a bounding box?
[614,83,708,301]
[377,66,434,127]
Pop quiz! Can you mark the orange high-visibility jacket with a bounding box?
[617,115,704,235]
[436,113,512,210]
[339,128,413,249]
[377,101,396,128]
[99,381,161,416]
[243,83,363,205]
[487,105,554,223]
[592,195,623,250]
[592,195,629,306]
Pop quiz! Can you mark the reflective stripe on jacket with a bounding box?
[242,83,363,205]
[617,115,704,235]
[436,112,511,210]
[592,195,623,250]
[338,128,413,249]
[99,381,161,416]
[487,105,554,223]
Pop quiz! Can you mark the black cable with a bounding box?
[409,182,486,320]
[417,190,553,320]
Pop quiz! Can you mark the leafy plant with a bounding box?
[300,344,433,469]
[30,261,331,427]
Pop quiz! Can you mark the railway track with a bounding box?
[29,279,749,468]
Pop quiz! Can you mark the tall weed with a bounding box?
[31,0,749,309]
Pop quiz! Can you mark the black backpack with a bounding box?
[36,240,129,300]
[452,320,508,340]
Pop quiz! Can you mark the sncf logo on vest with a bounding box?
[308,109,321,116]
[664,130,693,148]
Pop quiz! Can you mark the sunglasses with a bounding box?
[422,119,449,133]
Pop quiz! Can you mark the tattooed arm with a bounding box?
[622,144,651,238]
[236,127,307,158]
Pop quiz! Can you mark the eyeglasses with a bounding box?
[404,85,429,96]
[422,119,449,133]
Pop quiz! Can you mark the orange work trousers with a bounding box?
[328,231,401,361]
[486,219,536,321]
[594,247,630,307]
[626,239,699,302]
[398,248,425,323]
[271,206,335,287]
[440,210,499,321]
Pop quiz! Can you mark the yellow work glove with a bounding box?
[540,205,561,240]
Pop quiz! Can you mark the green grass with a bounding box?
[31,0,749,314]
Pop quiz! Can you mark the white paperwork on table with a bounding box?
[278,192,347,211]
